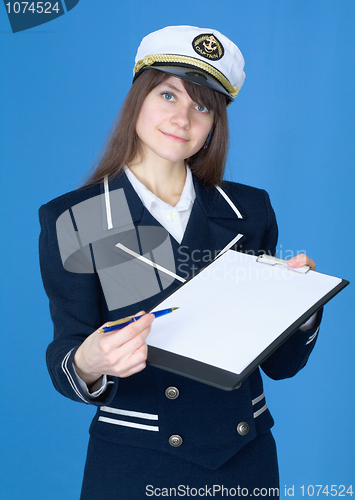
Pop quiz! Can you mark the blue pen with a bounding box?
[97,307,179,333]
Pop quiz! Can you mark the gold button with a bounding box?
[165,386,179,399]
[169,434,183,447]
[237,422,249,436]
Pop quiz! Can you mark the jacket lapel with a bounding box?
[105,173,248,280]
[179,178,247,272]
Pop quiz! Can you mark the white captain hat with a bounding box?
[133,25,245,104]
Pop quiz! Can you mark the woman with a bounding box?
[39,26,321,499]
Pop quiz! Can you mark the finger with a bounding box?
[100,313,154,349]
[99,319,151,370]
[115,313,154,343]
[287,253,307,267]
[118,362,147,378]
[111,344,148,378]
[119,344,148,378]
[287,254,316,271]
[114,326,150,360]
[306,257,316,271]
[133,310,146,317]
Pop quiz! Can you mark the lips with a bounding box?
[160,130,189,143]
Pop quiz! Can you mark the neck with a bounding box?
[128,152,187,206]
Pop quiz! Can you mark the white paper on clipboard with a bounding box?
[147,250,344,376]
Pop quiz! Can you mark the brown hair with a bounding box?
[83,69,229,187]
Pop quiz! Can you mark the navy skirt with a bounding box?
[80,431,279,499]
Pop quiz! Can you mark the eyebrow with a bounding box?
[160,82,183,93]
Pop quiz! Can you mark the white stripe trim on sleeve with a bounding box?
[61,349,88,404]
[100,406,158,420]
[253,403,268,418]
[98,416,159,432]
[252,392,265,406]
[306,326,320,345]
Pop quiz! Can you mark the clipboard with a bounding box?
[146,250,349,390]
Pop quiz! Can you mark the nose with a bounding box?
[171,104,191,129]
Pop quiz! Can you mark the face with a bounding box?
[135,76,214,165]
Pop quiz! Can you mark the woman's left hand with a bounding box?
[287,253,316,271]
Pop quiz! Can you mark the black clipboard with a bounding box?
[146,250,349,390]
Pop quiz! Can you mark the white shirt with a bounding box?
[124,166,195,243]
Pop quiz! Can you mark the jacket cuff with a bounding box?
[73,367,114,399]
[261,307,323,380]
[63,348,118,406]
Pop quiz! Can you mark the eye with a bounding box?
[162,92,176,102]
[195,104,209,113]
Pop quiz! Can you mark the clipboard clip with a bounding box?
[256,254,311,274]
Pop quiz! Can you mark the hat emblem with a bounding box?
[192,34,224,61]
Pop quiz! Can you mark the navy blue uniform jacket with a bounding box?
[39,172,321,470]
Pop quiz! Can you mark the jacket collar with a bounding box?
[106,171,243,223]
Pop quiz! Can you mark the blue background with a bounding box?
[1,1,354,498]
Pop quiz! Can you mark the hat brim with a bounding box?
[134,65,232,104]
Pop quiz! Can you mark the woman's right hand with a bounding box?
[73,312,154,387]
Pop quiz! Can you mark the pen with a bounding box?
[97,307,179,333]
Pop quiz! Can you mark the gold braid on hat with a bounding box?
[134,54,239,99]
